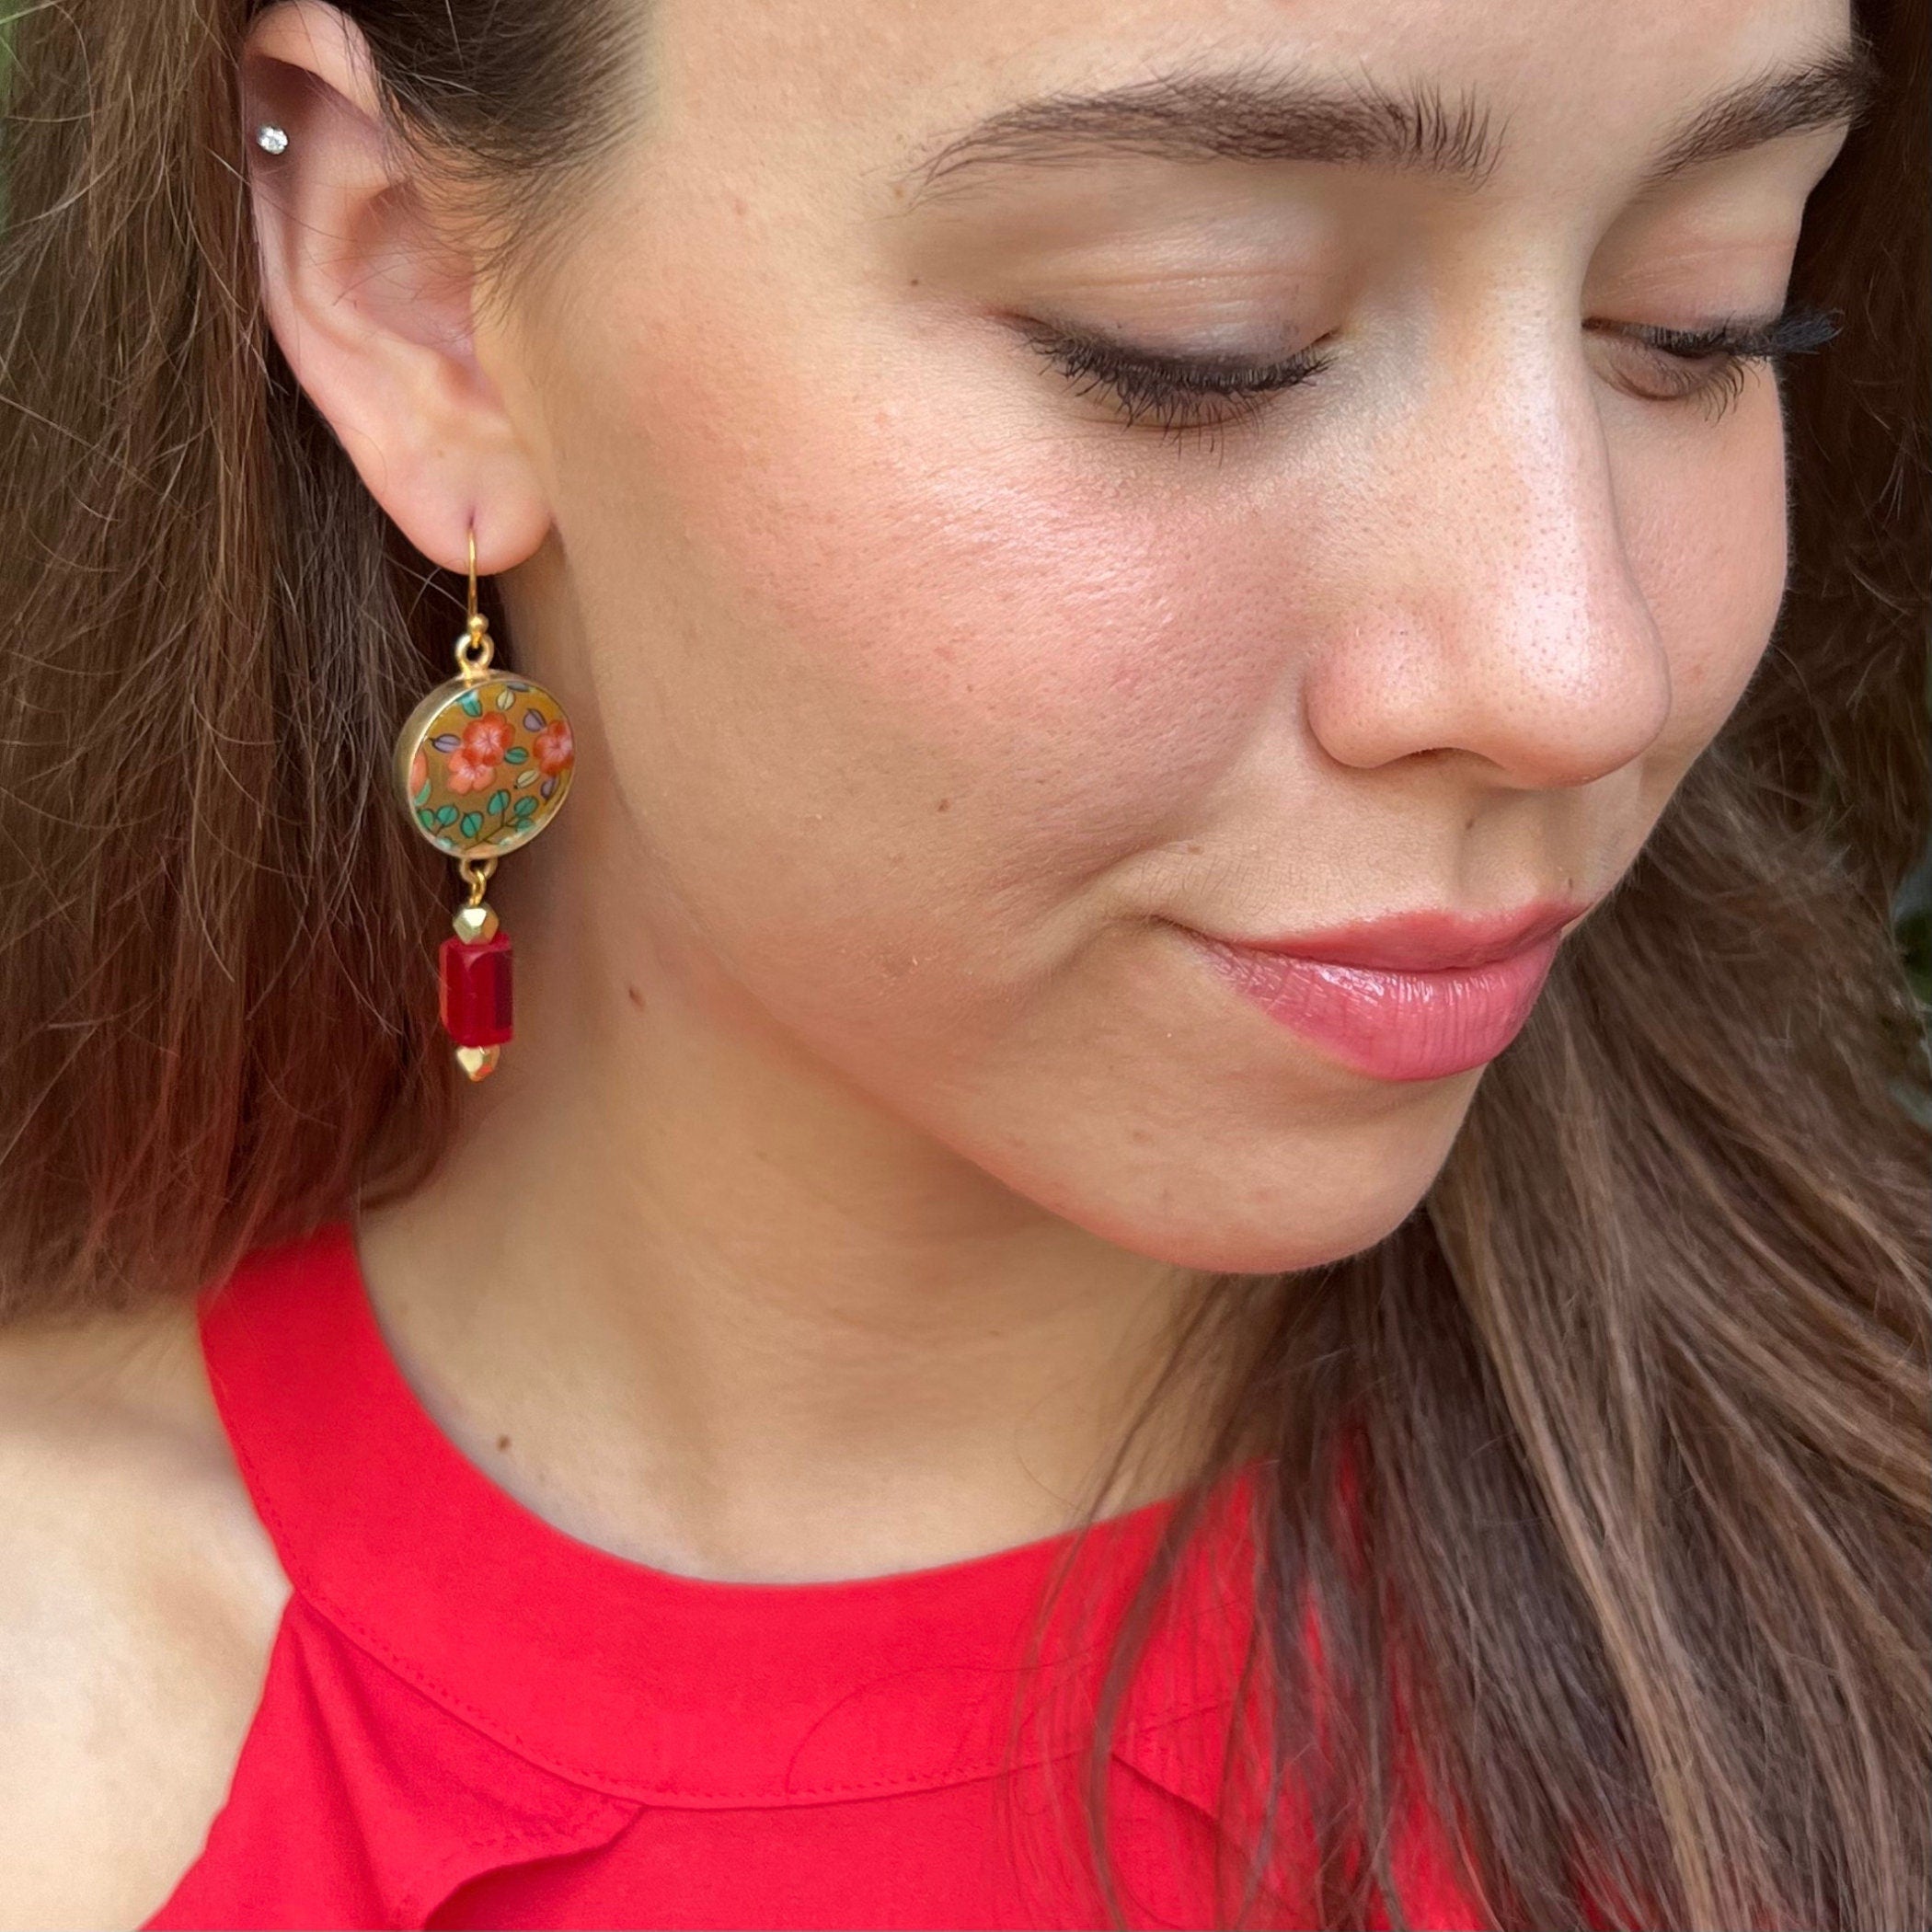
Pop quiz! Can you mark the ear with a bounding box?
[238,0,548,576]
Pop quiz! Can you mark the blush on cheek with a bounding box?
[615,323,1298,878]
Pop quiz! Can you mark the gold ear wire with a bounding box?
[456,523,493,676]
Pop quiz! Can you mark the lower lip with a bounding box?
[1190,932,1561,1082]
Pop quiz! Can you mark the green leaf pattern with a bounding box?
[397,673,574,859]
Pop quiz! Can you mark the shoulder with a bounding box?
[0,1293,288,1929]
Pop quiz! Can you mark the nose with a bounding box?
[1300,333,1673,793]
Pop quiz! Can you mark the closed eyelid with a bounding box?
[1015,317,1335,448]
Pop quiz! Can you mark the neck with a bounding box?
[356,834,1216,1583]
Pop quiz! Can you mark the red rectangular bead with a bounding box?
[439,933,513,1047]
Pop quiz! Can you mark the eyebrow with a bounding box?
[893,45,1875,208]
[1652,44,1875,176]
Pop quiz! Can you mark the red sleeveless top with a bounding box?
[143,1221,1486,1929]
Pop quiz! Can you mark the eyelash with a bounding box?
[1584,305,1841,418]
[1018,322,1332,449]
[1022,304,1841,445]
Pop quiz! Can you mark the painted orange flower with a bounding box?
[534,719,574,775]
[446,745,496,795]
[408,751,429,797]
[462,714,514,761]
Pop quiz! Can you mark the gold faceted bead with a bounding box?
[452,902,500,943]
[454,1044,500,1081]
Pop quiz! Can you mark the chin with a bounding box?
[1120,1193,1429,1277]
[1004,1116,1460,1278]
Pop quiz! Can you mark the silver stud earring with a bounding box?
[254,124,290,155]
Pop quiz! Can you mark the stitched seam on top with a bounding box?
[213,1349,1236,1808]
[301,1570,1237,1804]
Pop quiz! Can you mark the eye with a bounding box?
[1017,319,1333,447]
[1585,303,1840,420]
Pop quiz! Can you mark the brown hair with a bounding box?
[2,2,1926,1927]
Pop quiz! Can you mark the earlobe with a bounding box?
[239,0,549,577]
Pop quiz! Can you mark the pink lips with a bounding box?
[1189,903,1583,1082]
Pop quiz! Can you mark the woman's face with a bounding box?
[464,0,1852,1272]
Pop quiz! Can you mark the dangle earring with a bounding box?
[392,526,576,1081]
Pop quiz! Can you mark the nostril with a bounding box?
[1296,474,1675,792]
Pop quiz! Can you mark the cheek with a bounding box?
[1619,391,1790,772]
[550,297,1298,995]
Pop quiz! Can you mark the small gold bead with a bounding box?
[454,1044,500,1081]
[452,902,500,943]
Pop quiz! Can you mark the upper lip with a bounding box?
[1199,899,1591,972]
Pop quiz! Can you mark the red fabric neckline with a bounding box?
[197,1220,1256,1811]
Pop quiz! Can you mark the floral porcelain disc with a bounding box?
[394,672,575,860]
